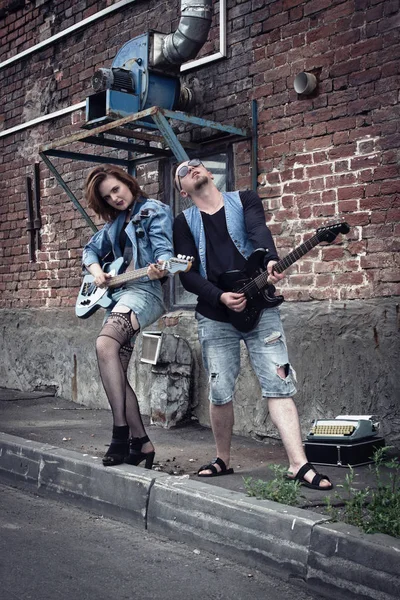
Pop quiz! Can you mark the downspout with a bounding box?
[152,0,213,66]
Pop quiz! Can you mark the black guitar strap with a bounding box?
[122,230,133,271]
[121,202,141,272]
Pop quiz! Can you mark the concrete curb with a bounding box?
[0,432,164,525]
[1,432,399,600]
[308,522,400,600]
[147,475,328,580]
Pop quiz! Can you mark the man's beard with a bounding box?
[193,175,209,190]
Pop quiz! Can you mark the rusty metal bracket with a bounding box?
[39,106,251,229]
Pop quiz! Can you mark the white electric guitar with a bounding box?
[76,256,192,319]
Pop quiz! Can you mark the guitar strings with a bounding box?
[237,234,320,296]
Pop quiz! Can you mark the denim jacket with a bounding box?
[82,198,173,281]
[183,191,255,278]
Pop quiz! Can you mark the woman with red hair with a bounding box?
[83,164,173,468]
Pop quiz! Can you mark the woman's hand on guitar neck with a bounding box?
[147,262,168,280]
[220,292,247,312]
[88,263,112,288]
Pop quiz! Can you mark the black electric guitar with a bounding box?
[218,222,350,333]
[76,256,192,319]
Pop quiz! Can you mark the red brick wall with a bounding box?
[0,0,399,309]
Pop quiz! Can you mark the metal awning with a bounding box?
[39,105,254,232]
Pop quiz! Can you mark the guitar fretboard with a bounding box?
[253,233,322,290]
[107,266,151,288]
[274,233,321,273]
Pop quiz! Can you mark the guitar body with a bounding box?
[75,255,193,319]
[218,249,284,333]
[218,221,350,333]
[76,258,124,319]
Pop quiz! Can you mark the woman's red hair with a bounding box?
[85,165,147,222]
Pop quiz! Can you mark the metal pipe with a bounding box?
[159,0,213,66]
[25,176,36,261]
[251,99,258,192]
[180,0,226,72]
[33,162,42,251]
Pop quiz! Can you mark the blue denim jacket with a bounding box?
[82,198,173,281]
[183,191,255,278]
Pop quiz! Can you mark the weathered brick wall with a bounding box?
[0,0,188,309]
[0,0,399,310]
[196,0,399,303]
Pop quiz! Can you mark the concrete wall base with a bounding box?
[0,297,399,445]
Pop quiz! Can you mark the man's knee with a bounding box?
[209,385,233,406]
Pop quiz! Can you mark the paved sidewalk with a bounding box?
[0,387,393,507]
[1,388,399,600]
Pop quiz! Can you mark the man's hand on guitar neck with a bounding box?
[266,260,285,285]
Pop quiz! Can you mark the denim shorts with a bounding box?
[196,308,297,405]
[105,280,165,341]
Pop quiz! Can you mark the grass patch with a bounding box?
[244,464,301,507]
[324,446,400,538]
[243,447,400,539]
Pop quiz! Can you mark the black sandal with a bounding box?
[102,425,129,467]
[197,457,234,478]
[287,462,333,490]
[124,435,155,470]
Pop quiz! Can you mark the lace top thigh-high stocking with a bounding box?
[96,310,138,465]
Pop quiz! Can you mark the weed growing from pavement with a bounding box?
[324,446,400,538]
[243,447,400,539]
[243,464,301,506]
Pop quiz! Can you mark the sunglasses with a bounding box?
[176,159,203,190]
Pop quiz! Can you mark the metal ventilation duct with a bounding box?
[152,0,213,66]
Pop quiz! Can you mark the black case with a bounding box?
[304,437,385,467]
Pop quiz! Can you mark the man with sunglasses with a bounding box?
[172,159,333,491]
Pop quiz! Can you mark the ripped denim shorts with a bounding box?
[196,308,297,405]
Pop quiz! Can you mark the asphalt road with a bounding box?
[0,483,323,600]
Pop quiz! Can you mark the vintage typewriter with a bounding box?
[307,415,380,443]
[305,415,384,466]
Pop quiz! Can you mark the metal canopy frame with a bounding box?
[39,105,253,232]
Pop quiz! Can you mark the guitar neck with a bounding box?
[273,233,321,274]
[254,233,322,290]
[108,267,149,288]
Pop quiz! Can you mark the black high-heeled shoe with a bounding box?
[125,435,155,469]
[102,426,129,467]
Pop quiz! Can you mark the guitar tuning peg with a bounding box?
[177,254,182,259]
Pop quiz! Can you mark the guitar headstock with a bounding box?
[160,256,193,274]
[316,221,350,243]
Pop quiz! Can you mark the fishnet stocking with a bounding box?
[96,311,142,432]
[120,344,146,438]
